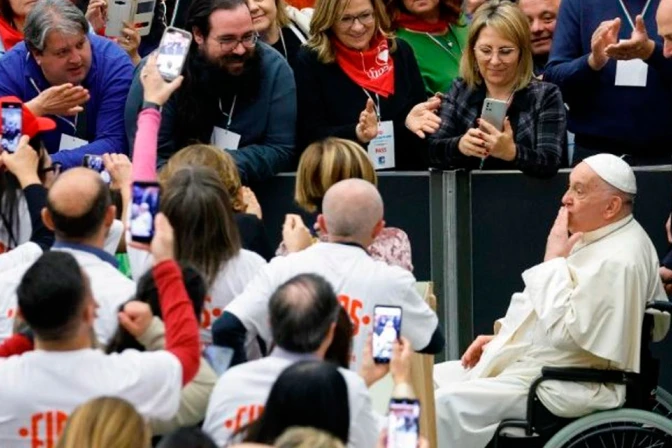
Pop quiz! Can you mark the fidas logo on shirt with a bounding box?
[18,410,68,448]
[224,404,264,433]
[337,294,371,336]
[201,296,222,329]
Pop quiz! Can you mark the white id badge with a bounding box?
[211,126,241,150]
[615,59,648,87]
[58,134,89,151]
[367,121,395,170]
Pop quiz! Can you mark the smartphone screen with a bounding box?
[372,305,402,364]
[387,399,420,448]
[130,182,160,243]
[1,103,22,153]
[82,155,111,184]
[203,345,234,376]
[157,28,192,81]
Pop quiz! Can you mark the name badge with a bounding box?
[58,134,89,151]
[211,126,241,151]
[615,58,648,87]
[367,120,395,170]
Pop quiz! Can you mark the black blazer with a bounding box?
[234,213,273,261]
[293,39,429,170]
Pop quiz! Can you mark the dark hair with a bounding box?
[186,0,247,40]
[156,427,218,448]
[160,166,242,286]
[0,0,17,29]
[325,306,353,369]
[17,251,87,341]
[385,0,462,28]
[0,141,48,250]
[269,274,340,353]
[46,175,111,240]
[105,264,206,353]
[242,361,350,444]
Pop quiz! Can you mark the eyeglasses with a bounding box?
[338,11,375,29]
[212,32,259,52]
[39,162,62,176]
[474,46,519,61]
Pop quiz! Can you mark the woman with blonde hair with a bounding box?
[246,0,311,67]
[406,0,566,178]
[278,137,413,271]
[159,144,273,260]
[56,397,151,448]
[292,0,434,171]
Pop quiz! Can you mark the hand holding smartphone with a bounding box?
[1,102,22,153]
[82,154,111,183]
[387,398,420,448]
[372,305,402,364]
[480,98,508,132]
[130,181,160,243]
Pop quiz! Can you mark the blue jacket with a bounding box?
[544,0,672,155]
[0,35,133,169]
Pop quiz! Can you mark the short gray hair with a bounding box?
[24,0,89,53]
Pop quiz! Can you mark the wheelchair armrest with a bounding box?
[646,300,672,314]
[539,366,633,385]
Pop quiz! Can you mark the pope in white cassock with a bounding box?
[433,154,669,448]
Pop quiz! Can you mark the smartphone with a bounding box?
[157,27,192,82]
[105,0,134,37]
[82,154,111,183]
[387,399,420,448]
[372,305,402,364]
[480,98,508,131]
[203,345,234,376]
[1,102,22,154]
[133,0,155,37]
[130,181,160,243]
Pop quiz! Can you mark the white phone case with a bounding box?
[480,98,508,131]
[105,0,134,37]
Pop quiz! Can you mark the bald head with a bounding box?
[322,179,384,244]
[658,0,672,57]
[45,167,112,241]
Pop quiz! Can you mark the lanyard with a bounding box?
[218,95,237,129]
[425,26,461,60]
[361,89,381,122]
[617,0,652,30]
[279,30,288,59]
[29,77,78,133]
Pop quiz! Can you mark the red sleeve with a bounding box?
[0,333,34,357]
[153,260,201,386]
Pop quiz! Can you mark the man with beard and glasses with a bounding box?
[518,0,560,77]
[124,0,297,185]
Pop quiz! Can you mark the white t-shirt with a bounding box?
[0,247,136,344]
[127,246,265,345]
[0,196,30,254]
[226,243,438,370]
[202,349,380,448]
[0,348,181,447]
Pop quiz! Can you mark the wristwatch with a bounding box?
[142,101,162,112]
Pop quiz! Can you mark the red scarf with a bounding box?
[395,12,448,34]
[333,34,395,98]
[0,18,23,52]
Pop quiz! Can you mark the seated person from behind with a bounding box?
[0,0,133,169]
[433,154,668,448]
[406,0,566,178]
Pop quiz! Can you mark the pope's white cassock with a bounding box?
[433,215,669,448]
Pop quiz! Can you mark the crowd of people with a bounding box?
[0,0,672,446]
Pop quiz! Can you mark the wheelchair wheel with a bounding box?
[543,409,672,448]
[653,387,672,419]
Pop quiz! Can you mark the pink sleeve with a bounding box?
[132,108,162,182]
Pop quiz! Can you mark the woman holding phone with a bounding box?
[405,0,566,178]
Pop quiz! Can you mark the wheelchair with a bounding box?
[487,300,672,448]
